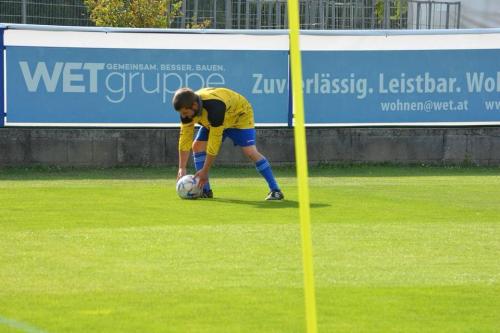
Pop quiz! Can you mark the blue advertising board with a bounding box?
[302,49,500,125]
[4,27,500,127]
[5,46,289,125]
[0,27,4,127]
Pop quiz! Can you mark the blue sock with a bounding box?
[255,158,280,192]
[193,151,211,192]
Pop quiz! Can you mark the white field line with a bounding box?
[0,315,49,333]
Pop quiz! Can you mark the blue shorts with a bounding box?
[195,127,256,147]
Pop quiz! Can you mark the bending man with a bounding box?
[172,87,284,201]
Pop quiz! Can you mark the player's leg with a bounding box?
[241,145,284,200]
[192,127,213,198]
[226,128,284,200]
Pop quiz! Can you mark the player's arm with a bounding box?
[177,150,190,180]
[177,119,195,180]
[195,100,226,188]
[195,126,223,187]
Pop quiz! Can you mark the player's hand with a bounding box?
[194,169,208,189]
[177,168,187,181]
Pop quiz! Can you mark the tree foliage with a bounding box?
[84,0,183,28]
[375,0,408,28]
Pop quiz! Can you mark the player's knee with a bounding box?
[192,140,206,152]
[242,146,263,161]
[242,146,254,155]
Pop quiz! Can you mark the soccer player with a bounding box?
[172,87,284,201]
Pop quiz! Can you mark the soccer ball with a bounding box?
[176,175,202,199]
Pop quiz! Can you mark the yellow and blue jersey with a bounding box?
[178,87,255,155]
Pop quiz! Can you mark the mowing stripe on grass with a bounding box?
[0,315,49,333]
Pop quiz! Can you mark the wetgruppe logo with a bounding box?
[7,47,288,125]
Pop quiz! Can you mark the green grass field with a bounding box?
[0,166,499,333]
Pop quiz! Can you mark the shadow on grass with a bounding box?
[212,198,331,209]
[0,165,499,181]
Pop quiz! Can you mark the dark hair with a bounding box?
[172,88,197,111]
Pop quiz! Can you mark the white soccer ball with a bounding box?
[176,175,202,199]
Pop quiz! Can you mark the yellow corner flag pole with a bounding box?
[287,1,318,333]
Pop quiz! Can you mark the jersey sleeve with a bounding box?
[178,122,195,152]
[204,99,226,156]
[206,125,224,156]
